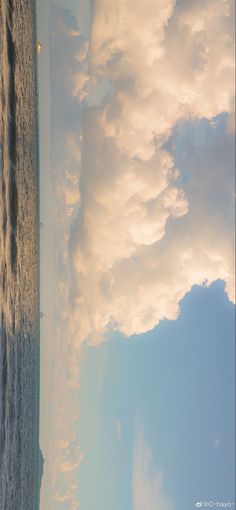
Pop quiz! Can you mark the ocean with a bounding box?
[0,0,40,509]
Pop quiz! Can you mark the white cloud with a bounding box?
[68,114,234,345]
[91,0,235,160]
[65,0,235,346]
[133,424,174,510]
[54,472,79,509]
[115,419,123,441]
[72,71,89,100]
[42,0,235,507]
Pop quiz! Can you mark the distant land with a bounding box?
[38,448,45,504]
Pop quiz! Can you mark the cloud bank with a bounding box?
[66,0,235,344]
[43,1,235,508]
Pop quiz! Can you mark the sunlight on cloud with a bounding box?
[91,0,234,159]
[42,320,82,506]
[42,1,235,508]
[67,0,235,345]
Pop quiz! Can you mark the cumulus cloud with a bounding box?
[54,472,79,509]
[41,316,83,509]
[133,424,174,510]
[64,0,235,346]
[91,0,235,159]
[43,0,235,507]
[48,0,234,348]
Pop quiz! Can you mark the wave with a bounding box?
[0,0,40,509]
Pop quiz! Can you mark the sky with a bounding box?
[37,1,235,509]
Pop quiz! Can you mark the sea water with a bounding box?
[0,0,40,508]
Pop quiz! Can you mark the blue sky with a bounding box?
[77,281,235,510]
[37,1,235,509]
